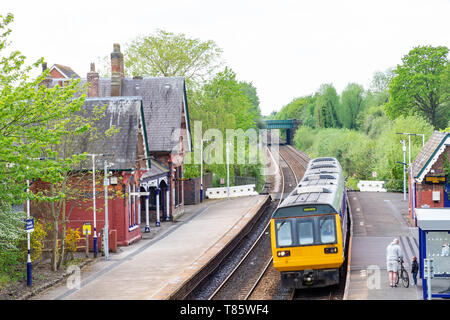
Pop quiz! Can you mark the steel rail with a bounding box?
[243,145,308,300]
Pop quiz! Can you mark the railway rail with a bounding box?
[186,140,346,300]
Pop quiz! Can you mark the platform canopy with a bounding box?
[416,208,450,230]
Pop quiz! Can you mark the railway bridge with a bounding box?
[259,119,301,145]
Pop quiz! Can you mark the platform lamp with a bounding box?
[103,159,114,261]
[86,153,113,258]
[226,141,231,199]
[200,137,214,202]
[25,157,54,286]
[399,139,407,201]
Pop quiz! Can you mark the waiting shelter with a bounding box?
[416,208,450,299]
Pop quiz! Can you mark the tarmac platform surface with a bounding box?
[344,192,422,300]
[32,195,269,300]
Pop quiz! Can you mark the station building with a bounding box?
[34,43,192,249]
[408,130,450,299]
[409,130,450,216]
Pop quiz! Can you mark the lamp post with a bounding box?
[25,157,53,286]
[400,140,406,201]
[200,138,214,202]
[26,176,32,287]
[86,153,113,258]
[200,139,204,203]
[226,141,231,199]
[103,159,114,260]
[396,133,424,225]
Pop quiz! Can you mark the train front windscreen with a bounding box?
[274,214,337,248]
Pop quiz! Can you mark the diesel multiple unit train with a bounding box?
[270,157,348,288]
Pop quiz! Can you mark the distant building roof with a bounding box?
[72,97,144,171]
[50,64,80,79]
[411,131,449,182]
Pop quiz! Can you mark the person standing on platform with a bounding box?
[411,257,419,286]
[386,238,403,287]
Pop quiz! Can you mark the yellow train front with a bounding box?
[271,157,348,288]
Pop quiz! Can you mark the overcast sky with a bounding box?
[3,0,450,115]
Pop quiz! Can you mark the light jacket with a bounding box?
[386,242,402,261]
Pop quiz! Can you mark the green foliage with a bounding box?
[293,114,434,191]
[0,13,87,206]
[184,68,263,188]
[385,45,449,129]
[294,127,374,179]
[124,29,223,90]
[338,83,365,130]
[314,84,340,128]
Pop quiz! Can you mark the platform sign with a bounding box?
[25,218,34,233]
[83,223,92,235]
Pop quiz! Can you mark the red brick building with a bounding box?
[409,131,450,223]
[85,44,192,227]
[32,96,148,248]
[37,43,192,248]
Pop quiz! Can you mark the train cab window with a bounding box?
[297,219,314,245]
[276,220,293,246]
[319,216,336,244]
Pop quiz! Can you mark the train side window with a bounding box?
[297,220,314,245]
[320,216,336,244]
[276,220,293,246]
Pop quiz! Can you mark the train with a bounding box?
[270,157,348,288]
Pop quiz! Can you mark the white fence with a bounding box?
[357,180,387,192]
[206,184,259,199]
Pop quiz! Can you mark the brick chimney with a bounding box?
[40,62,52,88]
[110,43,124,96]
[87,63,99,97]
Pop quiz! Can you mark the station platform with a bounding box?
[344,192,422,300]
[31,195,270,300]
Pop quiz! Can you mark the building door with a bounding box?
[444,177,450,207]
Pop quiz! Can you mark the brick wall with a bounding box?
[184,173,213,205]
[415,146,449,209]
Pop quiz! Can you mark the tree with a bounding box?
[314,84,340,128]
[124,30,223,90]
[0,13,90,275]
[0,13,86,207]
[338,83,365,130]
[385,45,449,129]
[184,68,262,187]
[239,81,261,117]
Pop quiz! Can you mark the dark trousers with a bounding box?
[412,272,418,285]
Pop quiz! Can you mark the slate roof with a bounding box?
[411,131,449,180]
[141,159,169,181]
[72,97,144,171]
[98,77,191,153]
[47,76,192,155]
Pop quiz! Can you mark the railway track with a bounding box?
[187,139,340,300]
[207,145,301,300]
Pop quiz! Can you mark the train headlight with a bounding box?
[324,247,338,254]
[277,250,291,257]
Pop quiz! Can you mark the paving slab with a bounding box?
[31,195,269,300]
[344,192,422,300]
